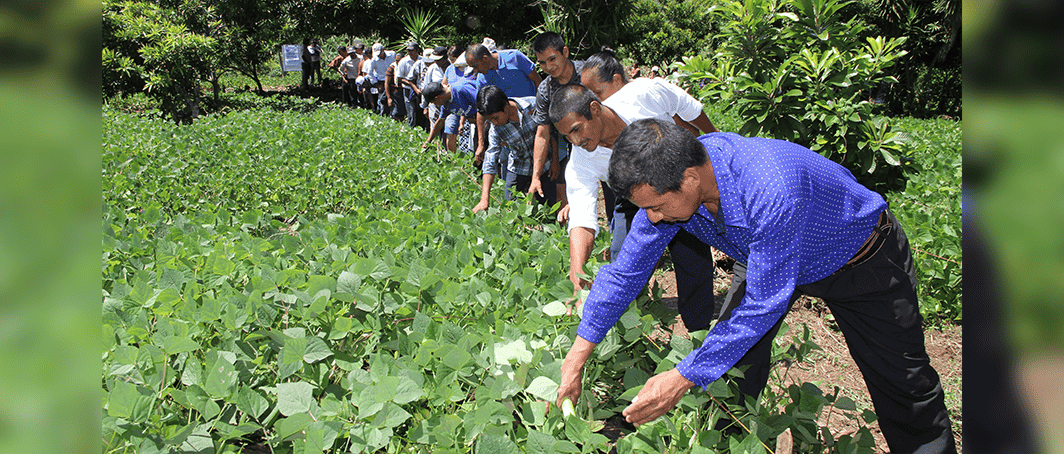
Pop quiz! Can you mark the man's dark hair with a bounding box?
[467,43,491,62]
[609,118,708,198]
[476,85,508,115]
[363,49,372,58]
[584,47,628,84]
[423,82,446,102]
[448,45,463,59]
[532,32,565,54]
[548,84,598,124]
[337,45,346,53]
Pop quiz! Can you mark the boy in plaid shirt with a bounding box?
[472,84,565,212]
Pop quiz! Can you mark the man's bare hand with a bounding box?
[472,200,489,213]
[556,204,571,224]
[622,369,695,426]
[528,178,545,198]
[567,274,589,316]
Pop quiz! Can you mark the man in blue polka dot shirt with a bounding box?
[556,118,955,453]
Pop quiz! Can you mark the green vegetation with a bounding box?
[104,103,943,452]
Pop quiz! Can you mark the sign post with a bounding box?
[279,45,303,74]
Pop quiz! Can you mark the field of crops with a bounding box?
[101,102,957,453]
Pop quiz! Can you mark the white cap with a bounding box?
[372,43,383,52]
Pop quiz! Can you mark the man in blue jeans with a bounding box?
[557,118,956,454]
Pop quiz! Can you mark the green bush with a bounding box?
[678,0,910,191]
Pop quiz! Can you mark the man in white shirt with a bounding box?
[366,43,396,116]
[397,42,423,128]
[339,47,361,108]
[548,84,723,319]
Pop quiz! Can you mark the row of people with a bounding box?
[338,32,955,453]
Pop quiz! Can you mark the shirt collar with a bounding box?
[702,138,748,230]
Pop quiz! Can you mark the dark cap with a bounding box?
[430,46,447,60]
[423,82,445,102]
[406,41,419,50]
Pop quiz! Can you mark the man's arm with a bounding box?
[689,111,719,134]
[527,70,543,88]
[673,114,699,135]
[473,173,495,212]
[422,111,447,148]
[528,124,552,197]
[568,227,595,302]
[557,335,597,409]
[474,112,488,166]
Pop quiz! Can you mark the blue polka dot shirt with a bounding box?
[577,132,887,389]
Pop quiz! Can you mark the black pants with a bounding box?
[686,209,955,454]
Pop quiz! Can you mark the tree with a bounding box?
[103,0,216,123]
[680,0,910,190]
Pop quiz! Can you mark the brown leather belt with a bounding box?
[844,210,891,267]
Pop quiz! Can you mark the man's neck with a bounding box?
[598,106,626,149]
[558,60,576,84]
[506,100,519,124]
[696,161,720,216]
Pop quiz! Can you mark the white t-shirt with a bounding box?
[367,51,395,84]
[565,79,706,235]
[341,56,360,79]
[396,55,416,83]
[606,77,704,123]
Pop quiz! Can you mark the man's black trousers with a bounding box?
[673,209,956,454]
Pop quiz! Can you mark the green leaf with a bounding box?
[525,376,558,401]
[835,395,857,411]
[276,381,314,416]
[275,412,314,440]
[372,402,412,428]
[527,429,558,454]
[203,356,238,400]
[234,386,270,421]
[178,423,215,454]
[477,433,519,453]
[542,300,568,317]
[302,336,333,364]
[279,337,307,379]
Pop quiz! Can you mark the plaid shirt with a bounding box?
[482,96,537,176]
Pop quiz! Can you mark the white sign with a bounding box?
[280,45,303,72]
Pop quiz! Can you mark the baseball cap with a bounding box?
[406,41,418,50]
[372,43,383,52]
[430,46,447,61]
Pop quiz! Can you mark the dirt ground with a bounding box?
[646,266,963,453]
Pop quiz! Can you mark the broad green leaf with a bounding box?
[275,412,314,440]
[477,433,519,453]
[525,376,558,401]
[203,356,238,399]
[494,339,532,365]
[372,402,411,429]
[276,381,314,416]
[302,336,333,364]
[178,423,215,454]
[542,300,568,316]
[526,429,558,454]
[234,386,270,421]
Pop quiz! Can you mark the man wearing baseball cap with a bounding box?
[366,43,395,115]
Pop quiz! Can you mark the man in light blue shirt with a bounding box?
[556,119,955,454]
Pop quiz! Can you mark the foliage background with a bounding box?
[0,0,102,453]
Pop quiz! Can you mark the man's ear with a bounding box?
[683,167,700,188]
[562,46,570,59]
[612,73,624,85]
[589,100,602,117]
